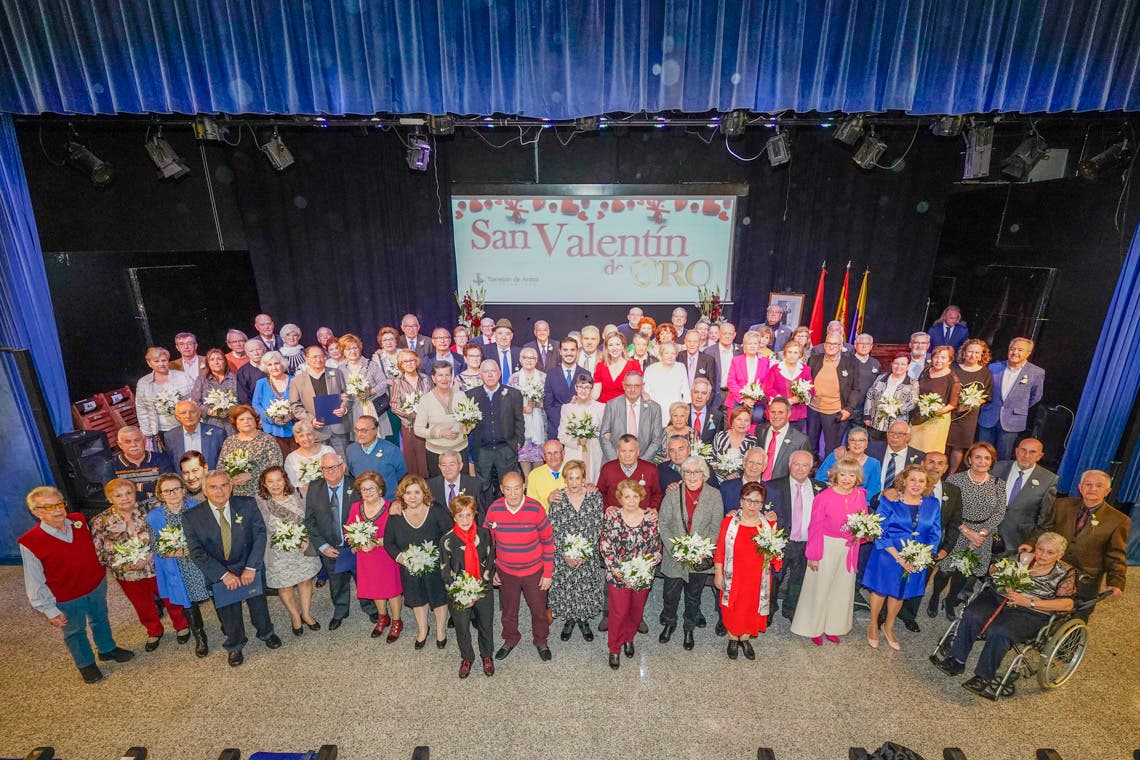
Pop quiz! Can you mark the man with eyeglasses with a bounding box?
[303,452,377,629]
[806,335,863,458]
[345,415,406,491]
[224,329,250,373]
[170,331,207,376]
[20,486,135,683]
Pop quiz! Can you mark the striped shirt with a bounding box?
[483,497,554,578]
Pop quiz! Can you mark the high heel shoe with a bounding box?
[386,620,403,643]
[303,617,321,631]
[810,636,823,646]
[882,627,901,651]
[825,635,841,644]
[292,623,304,637]
[436,637,448,650]
[414,636,427,650]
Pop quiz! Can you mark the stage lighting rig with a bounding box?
[1078,137,1133,182]
[722,110,749,138]
[193,116,226,142]
[963,120,994,179]
[144,129,191,180]
[575,115,599,132]
[930,115,965,137]
[65,138,113,187]
[852,129,886,169]
[834,114,866,146]
[1001,133,1048,180]
[406,131,432,171]
[427,115,455,135]
[260,128,295,171]
[765,128,791,166]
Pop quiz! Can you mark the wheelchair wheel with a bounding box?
[1037,618,1088,689]
[933,618,960,658]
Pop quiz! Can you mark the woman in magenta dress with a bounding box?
[762,341,813,431]
[347,471,403,641]
[593,334,640,403]
[714,482,781,660]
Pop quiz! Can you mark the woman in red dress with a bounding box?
[714,482,781,660]
[593,334,640,403]
[346,471,404,642]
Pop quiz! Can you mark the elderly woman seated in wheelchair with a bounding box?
[928,531,1100,701]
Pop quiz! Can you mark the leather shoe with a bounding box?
[944,603,957,621]
[79,664,103,683]
[459,660,472,679]
[597,616,608,632]
[436,637,447,650]
[370,622,386,639]
[903,618,921,633]
[536,646,552,662]
[414,637,427,650]
[495,643,515,660]
[370,612,380,624]
[741,640,756,660]
[176,628,192,644]
[637,620,648,634]
[622,641,634,658]
[144,634,163,652]
[227,650,244,667]
[929,654,965,677]
[926,602,939,618]
[577,621,594,642]
[561,621,575,642]
[608,653,620,670]
[695,614,707,628]
[305,618,321,631]
[292,624,304,637]
[715,621,727,637]
[726,640,739,660]
[328,617,344,631]
[98,647,135,663]
[683,630,695,650]
[658,623,676,643]
[386,620,403,643]
[263,634,282,649]
[482,657,495,676]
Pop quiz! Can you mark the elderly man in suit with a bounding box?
[688,378,724,445]
[598,371,665,463]
[680,330,716,399]
[767,450,826,621]
[164,400,226,469]
[617,307,644,344]
[754,397,812,482]
[748,304,792,352]
[993,438,1058,553]
[657,434,692,492]
[397,313,431,359]
[703,322,742,406]
[523,320,558,372]
[235,338,266,405]
[1025,469,1128,616]
[469,359,525,499]
[906,331,932,381]
[303,452,377,629]
[252,313,281,352]
[426,327,464,374]
[978,337,1046,461]
[928,305,969,351]
[866,420,925,499]
[289,345,349,456]
[806,335,864,457]
[428,451,490,522]
[717,446,767,515]
[183,471,281,666]
[485,319,523,382]
[543,338,593,436]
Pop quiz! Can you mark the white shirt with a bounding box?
[717,347,734,387]
[182,424,202,452]
[789,477,816,541]
[1004,464,1036,503]
[907,357,927,381]
[207,500,233,527]
[642,362,691,413]
[763,424,787,451]
[1001,364,1023,400]
[578,351,599,373]
[20,521,74,618]
[932,480,944,502]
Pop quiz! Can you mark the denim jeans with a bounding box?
[56,577,117,668]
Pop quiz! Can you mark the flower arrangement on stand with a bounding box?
[455,287,486,332]
[696,286,725,324]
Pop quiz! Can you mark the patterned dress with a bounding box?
[256,492,322,588]
[148,501,211,604]
[938,472,1007,576]
[219,432,284,498]
[600,510,663,587]
[91,504,156,582]
[509,368,547,463]
[548,491,606,620]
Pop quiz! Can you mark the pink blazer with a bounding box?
[725,354,768,410]
[762,362,813,421]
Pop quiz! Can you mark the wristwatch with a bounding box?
[1029,599,1036,609]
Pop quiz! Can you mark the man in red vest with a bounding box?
[19,486,134,683]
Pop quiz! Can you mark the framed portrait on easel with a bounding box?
[768,292,805,328]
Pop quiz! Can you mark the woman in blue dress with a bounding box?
[147,473,212,658]
[863,464,941,651]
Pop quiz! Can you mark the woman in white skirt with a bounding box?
[790,458,868,645]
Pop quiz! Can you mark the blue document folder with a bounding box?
[333,545,357,573]
[313,394,342,425]
[211,570,264,609]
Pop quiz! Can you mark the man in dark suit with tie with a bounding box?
[183,471,281,666]
[428,451,490,523]
[718,448,768,514]
[866,421,925,501]
[523,320,559,372]
[303,453,377,629]
[993,438,1058,553]
[753,398,812,481]
[598,372,665,463]
[469,360,525,500]
[767,450,826,620]
[543,338,593,435]
[927,306,969,351]
[680,330,716,398]
[397,313,431,360]
[252,313,282,352]
[164,401,226,470]
[703,322,742,406]
[485,319,523,380]
[688,378,725,445]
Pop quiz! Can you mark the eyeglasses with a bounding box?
[359,485,380,494]
[34,501,67,512]
[160,487,184,495]
[740,498,765,505]
[320,463,344,471]
[681,470,703,476]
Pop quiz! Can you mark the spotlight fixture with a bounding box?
[1078,137,1133,182]
[722,110,749,138]
[193,116,225,142]
[852,129,886,169]
[765,128,791,166]
[930,115,965,137]
[144,130,191,180]
[405,131,432,171]
[259,128,295,171]
[427,114,455,136]
[575,115,599,132]
[963,120,994,179]
[65,139,113,186]
[834,114,866,146]
[1001,134,1048,180]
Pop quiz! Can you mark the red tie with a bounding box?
[694,410,703,436]
[763,429,779,481]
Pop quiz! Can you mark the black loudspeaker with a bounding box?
[57,429,111,503]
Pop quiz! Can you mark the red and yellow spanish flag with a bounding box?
[848,268,869,342]
[833,262,852,327]
[808,262,828,344]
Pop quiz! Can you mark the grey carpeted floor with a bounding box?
[0,565,1137,760]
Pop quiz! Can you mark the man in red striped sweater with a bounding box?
[484,472,555,662]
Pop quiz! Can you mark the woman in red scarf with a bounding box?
[439,494,496,679]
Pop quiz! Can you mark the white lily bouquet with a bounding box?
[384,363,402,380]
[345,373,374,403]
[447,572,487,608]
[343,519,379,550]
[897,539,935,578]
[453,396,483,428]
[947,549,980,576]
[520,379,545,405]
[402,540,441,576]
[265,398,292,425]
[154,526,186,557]
[618,553,657,590]
[204,388,238,415]
[221,449,253,477]
[957,384,988,411]
[740,382,766,403]
[711,450,743,479]
[790,379,813,405]
[692,441,714,463]
[397,391,423,416]
[753,522,788,560]
[874,395,903,428]
[112,536,152,567]
[270,520,307,552]
[154,390,181,416]
[842,512,885,541]
[297,458,323,485]
[670,533,715,570]
[566,413,599,441]
[563,533,594,562]
[991,557,1033,593]
[915,392,945,422]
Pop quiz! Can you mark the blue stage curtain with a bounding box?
[1,0,1137,117]
[1057,221,1140,495]
[0,114,72,440]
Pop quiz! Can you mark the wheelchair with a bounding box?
[932,579,1113,700]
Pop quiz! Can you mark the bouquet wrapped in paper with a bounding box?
[343,520,379,550]
[873,395,903,428]
[790,379,813,405]
[397,391,423,416]
[154,390,181,416]
[947,549,981,576]
[957,384,988,411]
[520,379,545,405]
[453,396,483,428]
[563,533,594,562]
[204,388,238,415]
[618,553,657,590]
[154,526,187,557]
[566,413,599,441]
[270,520,307,552]
[670,533,715,570]
[112,536,152,567]
[402,540,441,576]
[711,450,743,480]
[842,512,885,541]
[916,393,945,422]
[221,449,253,477]
[753,522,788,560]
[739,383,766,403]
[990,557,1033,593]
[265,399,293,425]
[345,373,374,403]
[447,572,488,608]
[897,539,935,578]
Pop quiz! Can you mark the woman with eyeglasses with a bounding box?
[147,473,212,657]
[714,482,779,660]
[218,404,284,498]
[389,349,433,478]
[347,471,404,642]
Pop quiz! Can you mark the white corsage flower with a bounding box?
[1020,376,1028,384]
[234,515,244,525]
[841,370,849,377]
[501,388,508,397]
[72,520,83,529]
[1031,479,1039,486]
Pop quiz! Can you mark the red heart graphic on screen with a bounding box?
[596,211,606,219]
[718,211,729,221]
[457,201,467,210]
[611,200,625,212]
[548,203,557,212]
[674,200,686,211]
[582,199,590,208]
[690,203,699,212]
[470,200,483,212]
[600,201,609,209]
[578,212,588,220]
[532,200,545,211]
[455,211,463,219]
[561,200,580,215]
[702,200,721,216]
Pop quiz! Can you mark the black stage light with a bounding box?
[1078,138,1133,182]
[406,132,432,171]
[852,129,886,169]
[427,114,455,135]
[1001,134,1048,180]
[722,109,749,138]
[766,128,791,166]
[260,128,295,171]
[575,115,599,132]
[834,114,866,146]
[66,140,113,186]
